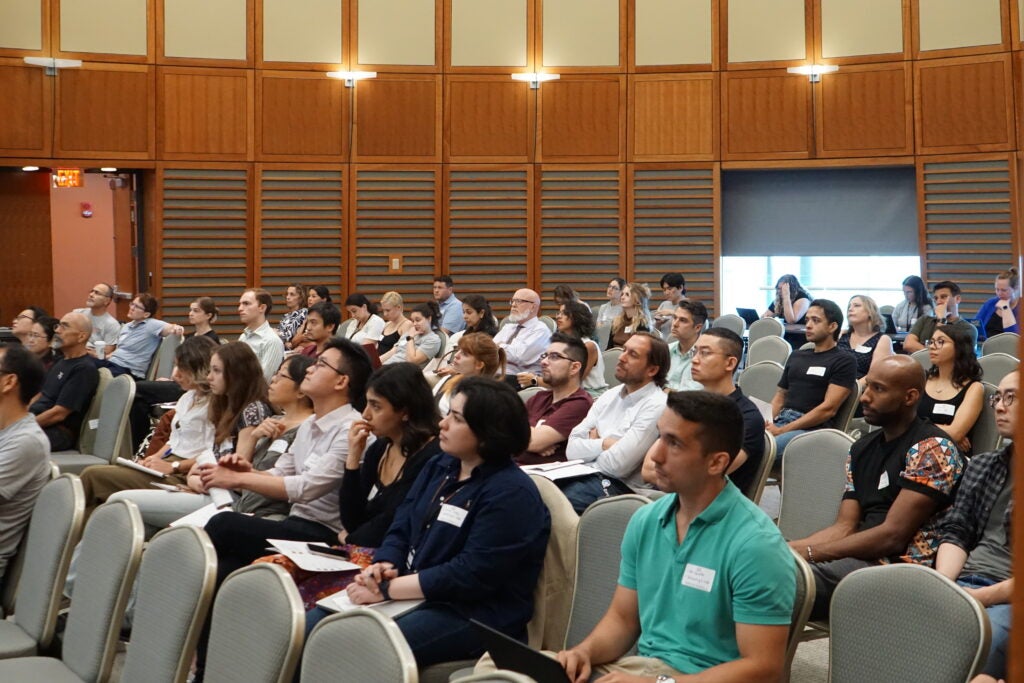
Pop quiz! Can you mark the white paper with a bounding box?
[116,457,166,478]
[747,396,774,424]
[806,366,826,377]
[267,539,360,573]
[521,462,598,482]
[316,590,424,618]
[169,502,229,528]
[933,403,956,417]
[196,450,234,509]
[681,563,716,592]
[150,482,181,492]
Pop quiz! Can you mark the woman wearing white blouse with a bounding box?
[343,293,386,344]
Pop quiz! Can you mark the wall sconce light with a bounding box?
[511,72,561,89]
[23,56,82,76]
[326,71,378,87]
[786,65,839,83]
[21,166,40,172]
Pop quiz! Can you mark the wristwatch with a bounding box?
[655,676,677,683]
[171,461,181,474]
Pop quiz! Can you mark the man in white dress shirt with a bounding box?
[493,288,551,390]
[237,288,284,383]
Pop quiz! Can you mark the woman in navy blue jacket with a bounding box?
[307,376,551,667]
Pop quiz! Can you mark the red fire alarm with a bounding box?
[80,202,93,218]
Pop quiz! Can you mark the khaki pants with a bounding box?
[475,651,685,681]
[80,462,189,513]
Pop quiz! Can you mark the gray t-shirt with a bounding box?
[74,308,122,351]
[0,415,51,582]
[962,479,1013,582]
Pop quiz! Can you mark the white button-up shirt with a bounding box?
[239,320,285,383]
[493,316,550,374]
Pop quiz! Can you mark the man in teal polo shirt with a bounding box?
[558,391,794,683]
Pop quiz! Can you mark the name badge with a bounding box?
[681,563,716,592]
[933,403,956,417]
[437,503,468,528]
[806,366,826,377]
[878,471,890,489]
[855,345,871,353]
[368,484,379,500]
[269,439,289,453]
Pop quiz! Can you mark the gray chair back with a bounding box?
[747,317,784,344]
[747,335,791,366]
[712,314,745,336]
[969,382,1004,456]
[784,549,816,681]
[538,316,556,333]
[336,319,355,339]
[911,348,932,372]
[745,431,776,505]
[777,429,854,541]
[518,385,544,404]
[301,609,417,683]
[77,368,112,455]
[829,564,989,683]
[6,474,85,650]
[799,341,815,351]
[602,348,623,388]
[879,304,894,316]
[564,495,649,650]
[62,499,144,683]
[595,323,611,350]
[982,331,1019,357]
[737,361,783,405]
[146,334,181,381]
[833,382,862,434]
[205,563,304,683]
[435,329,449,359]
[120,526,217,683]
[978,352,1018,386]
[97,374,136,461]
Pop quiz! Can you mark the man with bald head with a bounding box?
[75,282,122,354]
[787,355,964,619]
[493,288,551,389]
[30,312,100,451]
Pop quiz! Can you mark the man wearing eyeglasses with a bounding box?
[493,289,550,389]
[935,370,1017,682]
[74,283,122,355]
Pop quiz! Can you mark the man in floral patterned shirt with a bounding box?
[786,355,964,619]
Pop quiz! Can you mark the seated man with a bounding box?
[557,392,795,682]
[935,370,1018,682]
[562,333,668,513]
[493,289,550,389]
[237,288,285,383]
[298,302,341,358]
[903,280,979,353]
[105,293,183,379]
[0,345,52,584]
[768,299,857,455]
[665,299,706,392]
[29,312,100,451]
[654,272,686,338]
[517,333,593,465]
[74,283,122,355]
[787,355,963,619]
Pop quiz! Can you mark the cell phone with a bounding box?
[306,544,350,560]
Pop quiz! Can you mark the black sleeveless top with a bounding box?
[917,382,974,427]
[838,331,882,379]
[377,330,401,355]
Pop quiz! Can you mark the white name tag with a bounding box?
[437,503,468,528]
[681,563,716,592]
[933,403,956,417]
[88,419,99,430]
[878,471,890,489]
[806,366,826,377]
[855,345,871,353]
[269,439,289,453]
[368,484,379,500]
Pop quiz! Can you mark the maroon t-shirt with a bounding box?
[517,387,594,465]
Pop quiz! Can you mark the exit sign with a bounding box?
[52,169,83,188]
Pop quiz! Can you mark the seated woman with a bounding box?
[762,274,811,325]
[382,301,442,368]
[892,275,933,332]
[11,307,49,346]
[461,294,499,337]
[976,267,1020,341]
[608,282,654,349]
[343,293,386,345]
[433,333,506,415]
[378,291,415,356]
[553,284,591,311]
[25,315,61,372]
[187,297,221,343]
[919,324,984,455]
[308,376,551,668]
[838,295,894,381]
[306,285,332,307]
[596,278,625,328]
[276,284,308,350]
[298,302,341,358]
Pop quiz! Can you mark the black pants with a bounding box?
[809,557,875,620]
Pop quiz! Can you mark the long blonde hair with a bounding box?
[612,282,652,335]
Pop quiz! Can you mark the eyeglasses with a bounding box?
[315,357,346,375]
[509,298,537,307]
[925,338,948,349]
[694,347,729,359]
[129,302,146,311]
[26,333,47,340]
[13,314,34,323]
[540,351,573,363]
[989,391,1017,409]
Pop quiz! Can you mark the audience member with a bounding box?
[29,312,99,451]
[10,307,48,346]
[433,275,465,335]
[654,272,686,337]
[903,280,977,353]
[596,278,626,328]
[787,355,963,619]
[762,274,811,324]
[299,302,340,358]
[342,293,386,344]
[563,333,669,513]
[553,284,591,311]
[276,283,308,349]
[838,295,893,380]
[518,334,593,465]
[378,291,415,356]
[768,299,857,455]
[433,333,505,415]
[187,297,221,343]
[556,301,607,397]
[103,294,183,379]
[666,299,707,391]
[919,323,984,455]
[75,283,122,353]
[976,266,1020,341]
[556,392,794,682]
[891,275,933,332]
[0,344,51,584]
[381,301,442,368]
[935,370,1017,683]
[24,315,60,372]
[609,282,655,349]
[461,294,499,337]
[306,285,332,307]
[493,289,550,387]
[238,288,285,383]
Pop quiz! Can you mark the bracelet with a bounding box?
[379,579,392,601]
[806,546,815,563]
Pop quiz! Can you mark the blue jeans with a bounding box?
[958,575,1010,678]
[772,409,807,464]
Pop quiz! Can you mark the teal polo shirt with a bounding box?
[619,481,795,674]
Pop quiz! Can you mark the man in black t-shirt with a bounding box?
[30,312,99,451]
[768,299,857,457]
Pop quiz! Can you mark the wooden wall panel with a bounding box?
[816,62,912,158]
[354,76,442,162]
[721,70,811,160]
[538,76,625,162]
[0,60,51,156]
[55,64,154,159]
[629,74,717,161]
[0,170,53,319]
[257,72,347,161]
[445,77,532,162]
[916,54,1015,154]
[158,67,254,160]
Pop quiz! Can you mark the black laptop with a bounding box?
[471,619,571,683]
[881,313,897,335]
[736,308,760,327]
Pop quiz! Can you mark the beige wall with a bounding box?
[49,173,116,316]
[728,0,805,63]
[263,0,343,64]
[919,0,1002,51]
[635,0,712,65]
[0,0,42,51]
[358,0,435,65]
[61,0,148,55]
[164,0,248,60]
[543,0,619,67]
[451,0,527,67]
[821,0,903,58]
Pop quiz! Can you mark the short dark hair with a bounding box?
[344,293,379,316]
[660,272,686,292]
[248,288,273,316]
[34,316,59,343]
[677,299,708,327]
[24,306,49,321]
[452,376,530,462]
[633,332,671,388]
[701,327,743,360]
[280,354,315,410]
[810,299,844,341]
[99,283,115,298]
[433,275,454,287]
[322,337,372,412]
[309,302,341,332]
[548,332,588,370]
[137,293,159,316]
[0,344,45,405]
[933,280,961,297]
[366,363,440,457]
[412,300,442,332]
[309,285,332,302]
[665,391,744,466]
[194,297,219,321]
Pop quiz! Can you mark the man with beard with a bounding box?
[493,288,550,389]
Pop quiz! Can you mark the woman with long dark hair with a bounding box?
[892,275,933,332]
[762,274,811,325]
[382,301,442,368]
[187,297,221,343]
[461,294,499,337]
[343,293,386,344]
[919,323,984,454]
